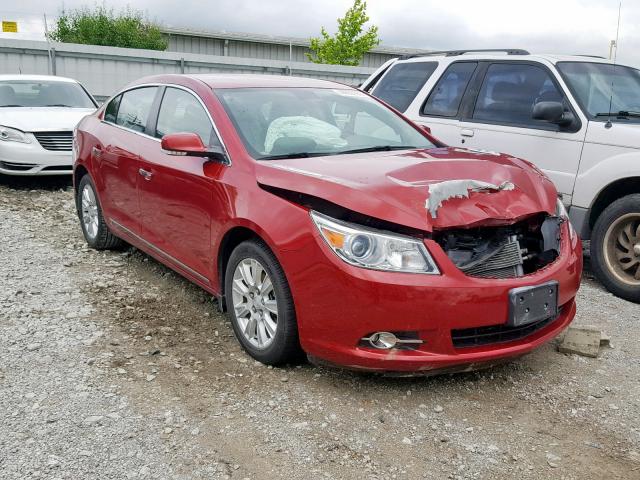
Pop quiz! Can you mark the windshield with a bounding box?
[215,87,434,159]
[0,80,96,108]
[557,62,640,120]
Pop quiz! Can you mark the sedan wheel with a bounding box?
[225,239,302,365]
[81,183,100,241]
[76,174,124,250]
[232,258,279,349]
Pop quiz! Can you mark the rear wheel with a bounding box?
[591,194,640,303]
[224,239,302,365]
[76,174,124,250]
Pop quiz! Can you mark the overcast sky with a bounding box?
[2,0,639,67]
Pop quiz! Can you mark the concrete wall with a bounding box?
[0,39,377,101]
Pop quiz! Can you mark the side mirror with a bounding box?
[161,132,226,162]
[532,101,574,126]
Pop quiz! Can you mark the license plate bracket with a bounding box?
[508,281,558,327]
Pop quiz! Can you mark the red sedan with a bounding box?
[73,74,582,373]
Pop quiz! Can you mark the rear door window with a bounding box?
[472,63,564,127]
[155,87,218,146]
[422,62,477,117]
[372,61,438,112]
[115,87,158,133]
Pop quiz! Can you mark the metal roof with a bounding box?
[161,26,433,56]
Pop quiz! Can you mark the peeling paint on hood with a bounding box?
[426,180,515,218]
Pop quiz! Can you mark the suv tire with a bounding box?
[591,194,640,303]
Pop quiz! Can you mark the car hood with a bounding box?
[255,147,557,232]
[0,107,95,132]
[586,120,640,149]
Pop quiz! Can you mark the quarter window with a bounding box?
[422,62,477,117]
[104,95,121,123]
[155,88,216,146]
[372,61,438,112]
[473,63,564,127]
[115,87,158,133]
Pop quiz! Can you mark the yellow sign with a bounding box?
[2,21,18,33]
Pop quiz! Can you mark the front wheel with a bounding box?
[224,239,302,365]
[591,194,640,303]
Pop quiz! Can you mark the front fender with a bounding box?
[573,148,640,208]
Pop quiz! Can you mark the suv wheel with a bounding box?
[76,174,124,250]
[224,239,302,365]
[591,194,640,303]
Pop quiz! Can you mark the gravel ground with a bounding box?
[0,176,639,480]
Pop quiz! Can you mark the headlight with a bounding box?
[310,211,439,274]
[555,197,576,241]
[0,125,30,144]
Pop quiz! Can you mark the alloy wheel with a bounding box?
[231,258,278,349]
[604,213,640,285]
[81,183,99,240]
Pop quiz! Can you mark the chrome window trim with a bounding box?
[109,218,211,285]
[101,82,232,166]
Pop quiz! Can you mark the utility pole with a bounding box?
[609,39,617,60]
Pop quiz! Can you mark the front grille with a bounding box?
[451,311,560,349]
[33,131,73,151]
[42,165,72,171]
[0,161,35,171]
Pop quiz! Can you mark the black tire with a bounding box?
[76,174,124,250]
[224,239,302,365]
[591,194,640,303]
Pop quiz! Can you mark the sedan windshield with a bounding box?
[0,80,96,108]
[557,62,640,121]
[215,87,434,159]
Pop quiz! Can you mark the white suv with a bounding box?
[362,49,640,303]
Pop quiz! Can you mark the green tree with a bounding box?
[48,6,168,51]
[307,0,380,66]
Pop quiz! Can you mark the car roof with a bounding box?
[392,53,620,66]
[132,74,352,90]
[0,74,80,83]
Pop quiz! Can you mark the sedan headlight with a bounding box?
[556,197,576,241]
[310,211,439,274]
[0,125,30,144]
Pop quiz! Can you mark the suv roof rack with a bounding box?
[399,49,530,60]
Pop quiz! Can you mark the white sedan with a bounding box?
[0,75,97,176]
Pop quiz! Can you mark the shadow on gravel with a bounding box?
[0,174,73,191]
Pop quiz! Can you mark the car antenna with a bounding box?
[605,1,622,129]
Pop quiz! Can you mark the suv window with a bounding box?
[104,95,121,123]
[155,88,217,146]
[115,87,158,133]
[422,62,477,117]
[372,61,438,112]
[473,63,564,127]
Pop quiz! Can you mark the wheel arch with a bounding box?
[216,224,279,312]
[588,176,640,232]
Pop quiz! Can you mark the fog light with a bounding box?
[369,332,398,349]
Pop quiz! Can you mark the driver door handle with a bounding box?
[461,129,475,138]
[139,168,153,180]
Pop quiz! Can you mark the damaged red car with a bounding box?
[73,74,582,373]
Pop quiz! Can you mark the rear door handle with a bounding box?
[461,129,475,138]
[138,168,153,180]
